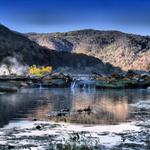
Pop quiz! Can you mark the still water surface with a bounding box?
[0,88,150,127]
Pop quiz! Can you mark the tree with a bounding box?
[29,65,52,76]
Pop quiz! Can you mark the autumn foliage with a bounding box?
[29,65,52,76]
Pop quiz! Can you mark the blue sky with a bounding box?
[0,0,150,35]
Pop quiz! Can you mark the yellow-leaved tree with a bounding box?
[29,65,52,76]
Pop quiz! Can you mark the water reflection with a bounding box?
[72,97,128,123]
[1,88,150,127]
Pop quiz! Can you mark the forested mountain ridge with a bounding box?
[26,29,150,71]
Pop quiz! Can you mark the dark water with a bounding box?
[0,88,150,127]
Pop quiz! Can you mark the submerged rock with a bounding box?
[33,118,37,121]
[7,145,15,149]
[0,86,18,93]
[35,125,42,130]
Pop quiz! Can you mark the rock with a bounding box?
[19,82,29,88]
[111,73,123,80]
[33,118,37,121]
[126,70,138,78]
[76,107,92,114]
[35,125,42,130]
[0,86,18,93]
[83,106,91,112]
[51,72,64,79]
[47,79,71,88]
[57,112,67,117]
[77,109,83,113]
[7,145,15,149]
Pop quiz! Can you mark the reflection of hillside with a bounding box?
[0,92,47,127]
[73,96,128,123]
[56,92,128,124]
[28,88,73,121]
[1,88,150,127]
[25,89,150,125]
[28,104,53,121]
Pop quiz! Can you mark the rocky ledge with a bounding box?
[95,71,150,89]
[1,71,150,92]
[0,73,72,93]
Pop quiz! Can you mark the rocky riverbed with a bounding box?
[0,99,150,150]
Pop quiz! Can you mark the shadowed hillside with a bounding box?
[0,24,121,74]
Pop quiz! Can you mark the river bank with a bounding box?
[1,71,150,93]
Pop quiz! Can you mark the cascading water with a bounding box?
[71,80,77,89]
[39,83,42,89]
[71,78,96,90]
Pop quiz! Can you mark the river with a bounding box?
[0,88,150,149]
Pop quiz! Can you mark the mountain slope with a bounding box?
[0,24,120,74]
[26,29,150,71]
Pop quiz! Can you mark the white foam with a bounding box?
[131,100,150,109]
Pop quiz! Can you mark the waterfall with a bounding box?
[71,75,96,90]
[39,83,42,89]
[71,80,76,89]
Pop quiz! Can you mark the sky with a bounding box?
[0,0,150,35]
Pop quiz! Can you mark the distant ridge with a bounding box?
[26,29,150,71]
